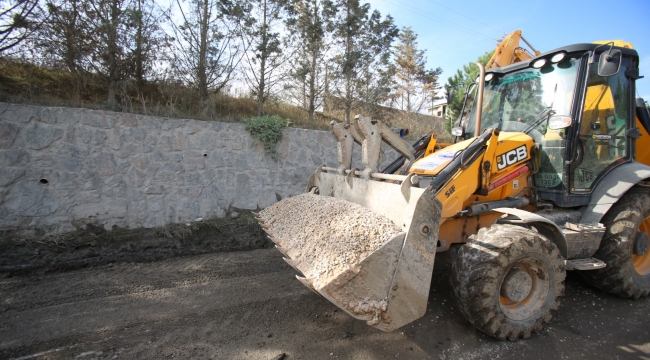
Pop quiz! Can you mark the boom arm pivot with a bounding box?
[331,115,416,179]
[486,30,540,69]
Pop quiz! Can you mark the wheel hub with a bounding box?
[500,268,532,303]
[634,232,649,256]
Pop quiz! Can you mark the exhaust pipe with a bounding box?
[474,62,486,137]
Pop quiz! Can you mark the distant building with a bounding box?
[428,102,447,118]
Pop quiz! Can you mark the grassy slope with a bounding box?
[0,59,449,140]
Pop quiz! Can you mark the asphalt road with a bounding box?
[0,248,648,360]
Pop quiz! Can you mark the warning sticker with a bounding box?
[411,149,457,171]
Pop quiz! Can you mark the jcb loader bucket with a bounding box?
[257,169,442,331]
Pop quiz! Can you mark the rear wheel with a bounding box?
[450,224,565,340]
[580,188,650,298]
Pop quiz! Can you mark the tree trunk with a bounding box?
[257,0,268,117]
[302,78,307,110]
[66,0,81,98]
[344,73,352,124]
[134,0,144,88]
[64,0,79,74]
[308,50,316,122]
[106,0,120,109]
[198,0,210,102]
[343,2,352,124]
[257,55,266,116]
[323,65,329,112]
[306,0,319,122]
[406,92,412,121]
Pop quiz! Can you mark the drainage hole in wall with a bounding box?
[39,178,49,185]
[204,153,207,157]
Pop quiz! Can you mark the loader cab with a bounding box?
[461,44,641,207]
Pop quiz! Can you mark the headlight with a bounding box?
[532,59,547,69]
[551,52,566,63]
[451,127,465,137]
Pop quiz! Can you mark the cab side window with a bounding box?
[572,58,631,192]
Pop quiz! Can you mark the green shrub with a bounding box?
[243,115,291,159]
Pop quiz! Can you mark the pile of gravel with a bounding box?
[259,193,402,289]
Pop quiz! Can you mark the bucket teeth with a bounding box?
[275,245,288,255]
[267,233,283,247]
[252,211,260,217]
[296,276,317,291]
[276,244,300,259]
[283,257,303,272]
[259,224,278,242]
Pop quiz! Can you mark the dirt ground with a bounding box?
[0,214,270,275]
[0,246,649,360]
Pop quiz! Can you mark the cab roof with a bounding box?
[486,43,640,74]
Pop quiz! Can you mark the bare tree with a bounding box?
[170,0,247,102]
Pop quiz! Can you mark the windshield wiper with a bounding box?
[522,106,555,135]
[521,83,558,135]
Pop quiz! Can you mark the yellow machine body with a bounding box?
[256,33,650,337]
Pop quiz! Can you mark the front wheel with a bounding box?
[450,224,565,340]
[579,187,650,298]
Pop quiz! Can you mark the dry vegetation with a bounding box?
[0,58,450,140]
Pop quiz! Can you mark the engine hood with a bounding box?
[409,132,536,177]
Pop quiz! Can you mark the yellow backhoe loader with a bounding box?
[256,31,650,340]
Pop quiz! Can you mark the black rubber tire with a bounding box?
[450,224,565,340]
[579,187,650,299]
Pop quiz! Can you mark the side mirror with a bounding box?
[451,127,465,137]
[598,49,622,77]
[548,115,572,130]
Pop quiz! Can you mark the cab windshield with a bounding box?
[466,56,581,140]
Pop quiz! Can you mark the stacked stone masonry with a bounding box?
[0,103,399,234]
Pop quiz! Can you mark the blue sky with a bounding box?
[368,0,650,102]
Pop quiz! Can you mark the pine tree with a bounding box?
[445,51,494,130]
[391,27,442,122]
[125,0,170,90]
[330,0,397,123]
[40,0,90,72]
[38,0,93,95]
[285,0,334,121]
[242,0,291,116]
[84,0,136,108]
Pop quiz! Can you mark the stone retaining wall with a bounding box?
[0,103,399,235]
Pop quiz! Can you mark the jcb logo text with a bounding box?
[496,145,527,170]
